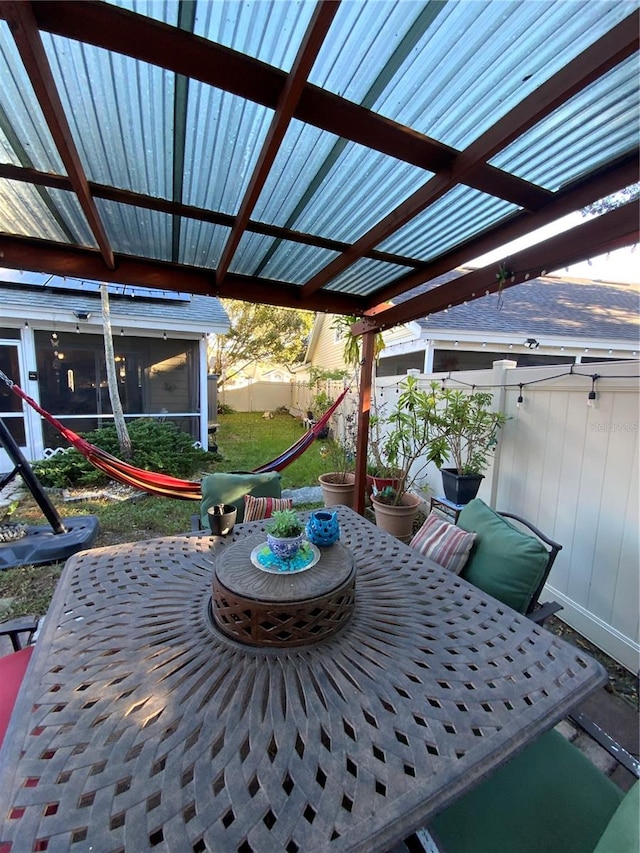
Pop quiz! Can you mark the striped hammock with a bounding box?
[0,371,348,500]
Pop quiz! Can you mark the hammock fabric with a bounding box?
[0,371,349,500]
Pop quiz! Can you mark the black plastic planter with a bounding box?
[440,468,484,505]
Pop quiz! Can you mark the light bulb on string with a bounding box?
[163,331,167,341]
[76,324,80,334]
[516,384,524,409]
[587,374,599,408]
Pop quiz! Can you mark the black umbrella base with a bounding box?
[0,515,100,570]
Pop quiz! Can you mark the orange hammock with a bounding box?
[0,370,348,500]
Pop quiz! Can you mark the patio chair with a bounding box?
[191,471,284,531]
[390,723,639,853]
[456,498,562,623]
[0,616,38,748]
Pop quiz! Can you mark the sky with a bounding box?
[470,211,639,286]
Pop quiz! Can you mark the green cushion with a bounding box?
[593,781,639,853]
[429,729,624,853]
[457,499,549,614]
[200,472,281,525]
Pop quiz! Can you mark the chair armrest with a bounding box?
[527,600,563,625]
[0,615,39,652]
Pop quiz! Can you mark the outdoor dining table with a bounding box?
[0,506,606,852]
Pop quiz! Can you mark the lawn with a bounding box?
[0,412,327,620]
[213,411,328,489]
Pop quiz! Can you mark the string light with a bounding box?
[163,331,167,341]
[120,328,124,336]
[76,324,80,333]
[516,384,524,409]
[587,374,599,407]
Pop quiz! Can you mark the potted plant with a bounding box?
[266,509,305,560]
[436,387,508,504]
[318,406,357,508]
[370,376,448,538]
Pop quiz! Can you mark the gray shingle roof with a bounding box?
[0,272,229,332]
[402,270,639,342]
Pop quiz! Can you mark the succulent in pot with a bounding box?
[266,509,305,560]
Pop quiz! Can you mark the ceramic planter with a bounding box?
[266,532,304,560]
[318,472,356,508]
[207,504,237,536]
[440,468,484,505]
[371,491,422,540]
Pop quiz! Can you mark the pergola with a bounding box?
[0,0,638,512]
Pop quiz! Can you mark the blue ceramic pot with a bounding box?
[306,509,340,547]
[266,532,303,560]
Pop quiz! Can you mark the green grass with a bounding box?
[1,411,325,620]
[214,411,328,489]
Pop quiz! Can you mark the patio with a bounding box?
[0,2,638,846]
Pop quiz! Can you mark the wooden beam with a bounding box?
[0,233,361,314]
[354,326,376,517]
[358,201,639,332]
[299,15,638,298]
[0,162,426,268]
[216,1,340,286]
[366,154,639,307]
[3,1,115,269]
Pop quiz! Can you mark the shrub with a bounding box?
[217,402,235,415]
[33,420,212,488]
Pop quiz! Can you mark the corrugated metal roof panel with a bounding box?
[182,83,274,214]
[180,218,231,268]
[0,180,95,245]
[43,34,174,198]
[95,198,172,261]
[252,119,431,243]
[112,0,315,70]
[0,21,65,172]
[490,56,640,191]
[230,232,339,283]
[193,0,315,71]
[327,258,410,296]
[309,1,634,149]
[379,187,517,260]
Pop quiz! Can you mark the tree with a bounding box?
[581,183,640,217]
[101,284,132,458]
[210,300,313,381]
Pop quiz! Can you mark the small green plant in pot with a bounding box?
[266,509,305,560]
[437,386,508,504]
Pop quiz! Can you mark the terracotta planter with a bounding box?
[371,491,422,540]
[366,474,401,499]
[318,472,356,508]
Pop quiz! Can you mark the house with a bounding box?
[303,270,640,377]
[0,270,229,470]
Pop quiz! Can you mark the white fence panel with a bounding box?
[375,361,640,672]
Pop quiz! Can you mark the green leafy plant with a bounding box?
[318,405,357,483]
[437,387,507,475]
[33,420,212,487]
[374,376,449,505]
[266,509,304,538]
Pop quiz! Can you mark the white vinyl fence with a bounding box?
[375,360,640,673]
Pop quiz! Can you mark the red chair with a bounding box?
[0,616,38,748]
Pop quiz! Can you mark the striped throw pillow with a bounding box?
[409,512,476,575]
[243,495,293,522]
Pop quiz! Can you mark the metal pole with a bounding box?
[0,418,67,534]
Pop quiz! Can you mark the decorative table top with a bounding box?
[0,506,606,853]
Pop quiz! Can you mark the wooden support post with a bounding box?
[354,329,375,516]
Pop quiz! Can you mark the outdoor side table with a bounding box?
[0,507,606,853]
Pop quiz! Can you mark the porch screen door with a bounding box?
[0,342,27,470]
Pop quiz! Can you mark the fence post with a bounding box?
[489,360,516,507]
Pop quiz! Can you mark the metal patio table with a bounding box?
[0,506,606,853]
